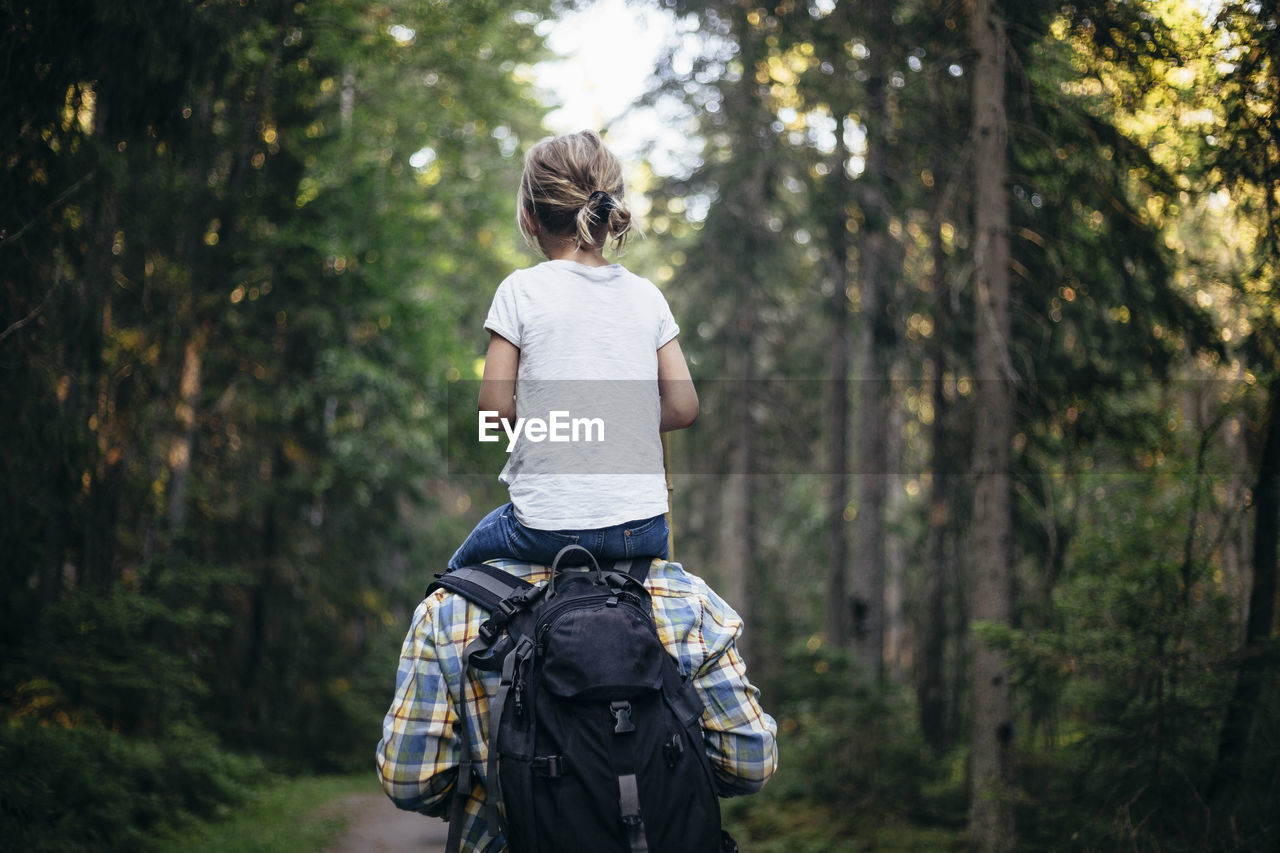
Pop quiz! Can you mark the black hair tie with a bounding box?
[588,190,613,219]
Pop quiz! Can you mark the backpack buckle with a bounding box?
[531,755,566,778]
[480,593,531,644]
[663,733,684,767]
[610,701,635,734]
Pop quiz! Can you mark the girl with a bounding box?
[448,130,698,569]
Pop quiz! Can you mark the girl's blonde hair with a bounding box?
[517,130,633,253]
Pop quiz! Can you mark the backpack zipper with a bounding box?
[535,591,649,646]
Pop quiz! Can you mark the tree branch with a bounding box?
[0,172,95,251]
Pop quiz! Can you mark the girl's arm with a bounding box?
[477,332,519,423]
[658,337,699,432]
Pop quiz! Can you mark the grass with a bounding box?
[723,786,967,853]
[147,773,378,853]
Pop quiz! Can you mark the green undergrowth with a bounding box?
[148,773,374,853]
[0,720,263,852]
[0,714,373,853]
[724,795,967,853]
[720,640,968,852]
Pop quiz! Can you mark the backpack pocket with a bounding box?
[499,689,722,853]
[540,598,665,700]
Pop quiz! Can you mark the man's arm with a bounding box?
[376,596,461,815]
[694,611,778,795]
[662,572,776,795]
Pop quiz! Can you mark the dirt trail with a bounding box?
[326,792,450,853]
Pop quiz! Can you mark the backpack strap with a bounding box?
[431,557,655,606]
[604,556,657,585]
[596,557,660,611]
[485,635,534,838]
[428,563,536,611]
[445,635,488,853]
[610,700,651,853]
[431,565,537,853]
[429,564,540,648]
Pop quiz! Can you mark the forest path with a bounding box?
[326,792,449,853]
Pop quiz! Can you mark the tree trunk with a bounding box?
[850,0,896,684]
[39,255,76,609]
[166,7,287,547]
[717,414,752,621]
[166,322,209,537]
[711,5,777,672]
[825,130,854,648]
[967,0,1017,849]
[884,390,908,683]
[1208,375,1280,804]
[714,280,758,665]
[77,143,115,589]
[1223,407,1253,622]
[920,210,954,752]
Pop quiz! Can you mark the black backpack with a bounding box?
[428,544,734,853]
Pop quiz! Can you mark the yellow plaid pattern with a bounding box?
[376,558,778,851]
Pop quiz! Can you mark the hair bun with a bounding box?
[588,190,614,219]
[518,131,633,252]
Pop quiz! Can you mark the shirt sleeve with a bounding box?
[649,564,778,795]
[654,285,679,349]
[375,596,460,815]
[689,585,779,795]
[484,277,522,346]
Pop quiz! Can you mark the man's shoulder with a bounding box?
[645,559,713,599]
[430,558,714,602]
[426,558,739,671]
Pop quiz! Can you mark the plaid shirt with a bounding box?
[376,558,778,852]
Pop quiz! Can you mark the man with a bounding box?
[377,557,778,851]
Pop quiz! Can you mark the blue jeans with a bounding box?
[448,502,669,570]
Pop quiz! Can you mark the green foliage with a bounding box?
[1,0,555,847]
[2,0,554,743]
[149,773,374,853]
[1000,468,1248,851]
[0,721,261,852]
[646,1,1280,849]
[5,0,1280,850]
[6,581,218,735]
[724,640,963,852]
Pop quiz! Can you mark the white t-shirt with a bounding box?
[483,260,679,529]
